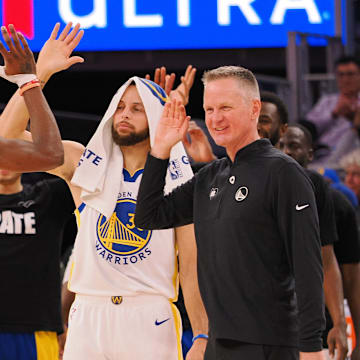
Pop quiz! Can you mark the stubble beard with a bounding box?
[111,124,150,147]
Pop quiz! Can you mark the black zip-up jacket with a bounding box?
[135,139,325,352]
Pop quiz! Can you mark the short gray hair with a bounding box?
[202,65,260,99]
[340,148,360,169]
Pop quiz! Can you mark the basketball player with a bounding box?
[0,24,64,171]
[0,23,81,360]
[0,28,208,360]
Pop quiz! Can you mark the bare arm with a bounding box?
[0,25,65,171]
[341,263,360,360]
[0,23,85,190]
[322,245,348,360]
[176,224,208,360]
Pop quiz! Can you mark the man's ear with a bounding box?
[252,99,261,121]
[279,123,288,137]
[308,147,314,162]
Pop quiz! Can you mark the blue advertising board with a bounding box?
[1,0,339,51]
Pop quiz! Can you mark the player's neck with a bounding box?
[121,139,151,174]
[0,178,23,195]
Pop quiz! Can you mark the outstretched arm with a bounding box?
[0,22,84,140]
[0,23,85,180]
[0,25,64,171]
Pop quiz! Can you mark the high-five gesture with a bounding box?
[36,22,84,81]
[152,99,190,159]
[183,121,217,162]
[0,25,64,171]
[146,65,197,106]
[0,25,36,77]
[145,66,175,96]
[170,65,197,106]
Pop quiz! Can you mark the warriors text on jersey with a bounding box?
[69,169,178,300]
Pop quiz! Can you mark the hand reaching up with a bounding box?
[0,25,36,76]
[169,65,197,106]
[146,65,197,106]
[145,66,175,95]
[151,99,190,159]
[183,121,217,162]
[36,22,84,78]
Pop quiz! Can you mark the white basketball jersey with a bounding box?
[68,169,179,301]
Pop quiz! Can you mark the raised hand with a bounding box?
[36,22,84,78]
[151,99,190,159]
[169,65,197,106]
[145,66,175,95]
[183,120,216,162]
[0,24,36,75]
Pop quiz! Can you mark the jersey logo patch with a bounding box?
[96,199,152,256]
[111,296,123,305]
[168,158,183,180]
[155,318,170,326]
[296,204,309,211]
[18,200,35,208]
[235,186,248,202]
[209,188,218,199]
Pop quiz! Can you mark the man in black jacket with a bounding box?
[135,66,325,360]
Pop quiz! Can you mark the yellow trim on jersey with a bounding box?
[35,331,59,360]
[124,167,144,178]
[170,303,183,360]
[169,236,179,303]
[74,208,81,228]
[67,261,75,290]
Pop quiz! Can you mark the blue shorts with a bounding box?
[0,331,58,360]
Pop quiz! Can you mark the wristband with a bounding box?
[0,66,37,87]
[192,334,208,343]
[19,79,41,96]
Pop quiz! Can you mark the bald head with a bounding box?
[278,126,313,167]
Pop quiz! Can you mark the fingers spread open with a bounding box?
[0,41,8,59]
[165,73,175,95]
[154,68,161,85]
[1,26,15,53]
[8,25,23,55]
[58,22,73,41]
[159,66,166,89]
[17,32,31,55]
[69,29,84,51]
[162,101,171,120]
[50,23,61,40]
[65,23,81,45]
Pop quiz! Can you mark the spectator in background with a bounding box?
[306,56,360,167]
[341,149,360,216]
[319,168,358,208]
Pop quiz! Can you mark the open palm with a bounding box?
[152,100,190,158]
[36,22,84,76]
